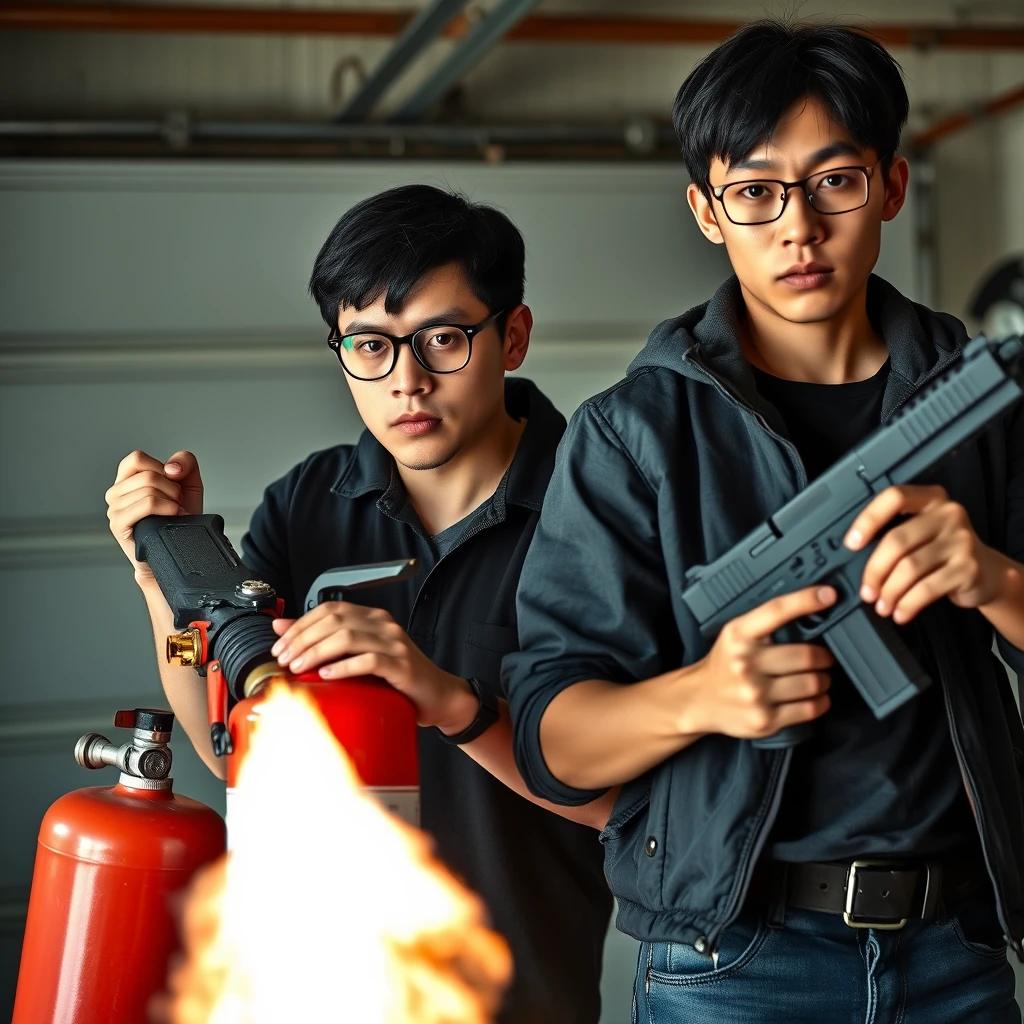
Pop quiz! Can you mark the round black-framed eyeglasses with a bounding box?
[711,162,878,226]
[328,309,505,382]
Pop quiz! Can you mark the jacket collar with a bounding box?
[654,274,966,423]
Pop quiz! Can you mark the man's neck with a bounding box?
[738,280,889,385]
[397,406,527,536]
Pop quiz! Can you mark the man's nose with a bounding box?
[390,343,432,395]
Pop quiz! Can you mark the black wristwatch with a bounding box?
[437,677,499,745]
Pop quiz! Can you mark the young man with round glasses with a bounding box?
[506,21,1024,1023]
[104,184,614,1024]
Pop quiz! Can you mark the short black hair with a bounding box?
[672,20,909,195]
[309,183,525,329]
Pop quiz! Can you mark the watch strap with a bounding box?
[437,677,499,745]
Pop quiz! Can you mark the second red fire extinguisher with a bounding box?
[12,708,225,1024]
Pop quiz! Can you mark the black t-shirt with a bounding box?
[751,359,978,862]
[241,380,612,1024]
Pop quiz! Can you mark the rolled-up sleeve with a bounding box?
[996,402,1024,679]
[504,400,679,805]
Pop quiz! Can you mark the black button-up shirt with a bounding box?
[241,378,613,1024]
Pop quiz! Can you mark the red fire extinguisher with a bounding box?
[216,561,422,833]
[12,708,226,1024]
[222,667,421,831]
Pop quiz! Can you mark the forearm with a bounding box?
[138,580,225,780]
[979,551,1024,650]
[538,667,705,791]
[459,701,619,829]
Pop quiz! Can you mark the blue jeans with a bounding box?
[633,898,1021,1024]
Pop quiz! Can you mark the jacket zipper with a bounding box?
[683,353,810,948]
[708,748,792,950]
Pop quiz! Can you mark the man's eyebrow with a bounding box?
[341,307,472,335]
[727,141,864,176]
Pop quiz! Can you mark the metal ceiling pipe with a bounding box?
[390,0,542,123]
[335,0,470,123]
[910,81,1024,148]
[0,6,1022,49]
[0,116,675,150]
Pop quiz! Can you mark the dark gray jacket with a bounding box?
[505,275,1024,957]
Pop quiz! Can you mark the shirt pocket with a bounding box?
[464,622,519,692]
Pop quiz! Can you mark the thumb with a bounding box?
[164,450,204,512]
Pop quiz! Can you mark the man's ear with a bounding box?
[502,304,532,372]
[881,156,910,223]
[687,182,725,245]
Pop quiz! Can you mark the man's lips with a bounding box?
[392,414,441,436]
[779,263,834,290]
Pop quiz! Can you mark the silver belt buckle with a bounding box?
[843,860,910,931]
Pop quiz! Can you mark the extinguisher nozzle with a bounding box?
[75,733,115,770]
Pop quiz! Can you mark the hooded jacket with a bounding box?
[505,275,1024,956]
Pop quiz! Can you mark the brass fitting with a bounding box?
[166,628,203,667]
[242,661,290,699]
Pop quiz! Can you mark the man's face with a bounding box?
[687,95,909,325]
[336,262,528,472]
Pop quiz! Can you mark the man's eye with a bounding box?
[821,174,850,188]
[427,332,456,347]
[357,338,387,354]
[740,184,770,199]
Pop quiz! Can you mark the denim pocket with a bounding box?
[949,899,1009,962]
[646,913,768,988]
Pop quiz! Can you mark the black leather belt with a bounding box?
[748,854,987,930]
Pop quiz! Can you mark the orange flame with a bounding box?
[154,683,511,1024]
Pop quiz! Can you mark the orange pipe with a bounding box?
[911,82,1024,148]
[0,5,1022,49]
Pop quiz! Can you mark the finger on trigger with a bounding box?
[747,585,836,640]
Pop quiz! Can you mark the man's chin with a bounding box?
[394,444,459,472]
[765,286,856,325]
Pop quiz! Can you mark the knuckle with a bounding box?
[748,707,772,735]
[727,655,751,681]
[736,679,761,706]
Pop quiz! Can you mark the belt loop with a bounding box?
[921,861,942,922]
[766,861,789,929]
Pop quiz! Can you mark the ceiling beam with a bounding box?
[335,0,470,123]
[390,0,541,123]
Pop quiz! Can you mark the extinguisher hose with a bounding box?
[216,613,280,702]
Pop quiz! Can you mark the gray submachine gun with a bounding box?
[681,334,1023,749]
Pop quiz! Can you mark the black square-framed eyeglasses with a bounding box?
[328,309,505,381]
[711,162,878,226]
